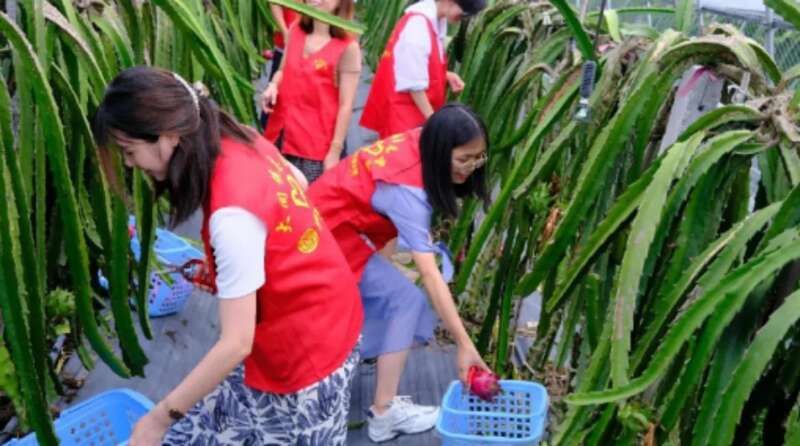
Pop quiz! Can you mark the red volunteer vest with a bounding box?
[308,128,425,278]
[273,8,299,50]
[360,13,447,139]
[265,25,351,161]
[201,135,363,394]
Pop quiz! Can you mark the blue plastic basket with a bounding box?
[98,218,204,317]
[436,380,548,445]
[6,389,153,446]
[131,224,203,317]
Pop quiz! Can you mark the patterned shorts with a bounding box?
[162,346,360,445]
[274,131,347,184]
[284,154,325,184]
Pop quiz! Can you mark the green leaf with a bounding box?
[661,35,765,84]
[677,105,764,142]
[587,7,675,18]
[133,171,155,339]
[765,0,800,31]
[44,2,108,96]
[92,15,135,70]
[117,0,145,64]
[604,10,622,43]
[609,133,703,386]
[268,0,365,34]
[761,183,800,251]
[549,0,594,61]
[455,75,579,293]
[706,288,800,445]
[546,161,660,314]
[516,63,685,297]
[566,232,800,405]
[110,177,148,376]
[633,202,779,373]
[675,0,694,33]
[554,313,613,444]
[0,339,23,423]
[787,395,800,446]
[150,0,254,123]
[0,125,56,446]
[747,38,782,85]
[0,11,130,378]
[780,64,800,92]
[0,62,50,406]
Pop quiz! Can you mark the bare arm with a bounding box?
[326,42,362,167]
[412,251,489,383]
[160,294,255,413]
[270,5,290,36]
[129,294,256,444]
[410,90,435,120]
[261,33,290,112]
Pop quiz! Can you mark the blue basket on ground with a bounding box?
[6,389,153,446]
[436,380,548,446]
[130,220,204,317]
[98,217,204,318]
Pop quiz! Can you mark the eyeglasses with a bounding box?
[454,153,488,173]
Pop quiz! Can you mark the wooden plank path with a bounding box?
[68,67,458,445]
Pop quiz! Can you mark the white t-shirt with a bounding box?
[393,0,447,92]
[209,207,266,299]
[207,162,307,299]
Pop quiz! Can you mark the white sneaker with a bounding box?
[367,396,440,442]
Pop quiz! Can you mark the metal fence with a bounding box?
[575,0,800,69]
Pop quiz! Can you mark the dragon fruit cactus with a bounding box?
[467,366,502,402]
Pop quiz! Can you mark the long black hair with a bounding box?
[92,66,255,226]
[420,103,489,218]
[454,0,486,16]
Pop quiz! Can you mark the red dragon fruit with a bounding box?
[467,366,502,402]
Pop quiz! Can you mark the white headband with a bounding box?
[172,72,199,112]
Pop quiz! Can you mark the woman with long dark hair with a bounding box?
[261,0,361,183]
[308,103,492,442]
[93,66,363,445]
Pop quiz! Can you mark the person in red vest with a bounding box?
[269,4,299,77]
[93,67,363,445]
[259,5,299,129]
[309,103,492,442]
[261,0,361,183]
[360,0,486,140]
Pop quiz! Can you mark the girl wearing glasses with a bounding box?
[309,103,492,442]
[361,0,486,140]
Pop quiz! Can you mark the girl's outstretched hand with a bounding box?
[456,342,490,386]
[128,404,171,446]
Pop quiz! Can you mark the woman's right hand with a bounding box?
[261,82,279,113]
[456,342,491,386]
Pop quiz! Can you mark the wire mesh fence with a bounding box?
[574,0,800,69]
